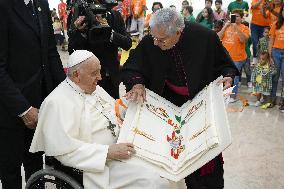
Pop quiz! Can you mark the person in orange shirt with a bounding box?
[58,0,67,30]
[251,0,271,63]
[144,2,163,28]
[262,0,283,26]
[218,9,249,102]
[130,0,147,40]
[269,4,284,112]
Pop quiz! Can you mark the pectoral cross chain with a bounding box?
[107,121,117,137]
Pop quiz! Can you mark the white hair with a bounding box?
[149,8,185,36]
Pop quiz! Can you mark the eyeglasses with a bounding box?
[152,35,171,44]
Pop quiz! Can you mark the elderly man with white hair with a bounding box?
[30,50,181,189]
[121,8,239,189]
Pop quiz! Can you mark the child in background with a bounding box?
[256,27,270,60]
[182,5,196,22]
[52,17,65,51]
[251,51,276,108]
[196,7,214,29]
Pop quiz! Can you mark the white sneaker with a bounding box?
[247,82,252,88]
[254,101,261,107]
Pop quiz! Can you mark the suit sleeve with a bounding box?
[44,0,66,86]
[0,3,30,116]
[112,11,132,51]
[120,37,153,91]
[213,32,239,79]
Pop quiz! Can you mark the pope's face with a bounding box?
[76,56,102,94]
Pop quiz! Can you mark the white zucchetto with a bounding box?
[67,50,94,68]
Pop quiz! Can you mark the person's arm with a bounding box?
[68,16,88,54]
[111,11,132,51]
[121,37,154,102]
[39,98,134,172]
[268,24,276,56]
[251,0,263,9]
[44,1,66,86]
[0,3,31,117]
[269,7,281,17]
[233,24,248,43]
[261,1,270,18]
[121,37,152,91]
[268,36,275,56]
[217,21,230,39]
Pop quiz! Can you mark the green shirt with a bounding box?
[184,15,196,23]
[199,19,213,29]
[227,0,249,14]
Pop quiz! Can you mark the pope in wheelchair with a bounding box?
[29,50,184,189]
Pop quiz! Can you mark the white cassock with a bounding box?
[30,78,180,189]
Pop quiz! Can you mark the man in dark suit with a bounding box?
[0,0,66,188]
[121,8,238,189]
[68,0,132,99]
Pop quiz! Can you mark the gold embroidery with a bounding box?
[132,127,156,142]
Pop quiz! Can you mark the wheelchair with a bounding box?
[25,157,84,189]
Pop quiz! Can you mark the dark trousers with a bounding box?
[251,23,266,58]
[185,156,224,189]
[0,127,43,189]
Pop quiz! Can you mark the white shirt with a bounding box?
[24,0,33,5]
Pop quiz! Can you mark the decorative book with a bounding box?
[117,77,232,182]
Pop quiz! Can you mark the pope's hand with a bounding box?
[218,77,233,90]
[107,143,136,160]
[22,107,39,129]
[125,84,146,103]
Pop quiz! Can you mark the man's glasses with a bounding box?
[151,35,171,44]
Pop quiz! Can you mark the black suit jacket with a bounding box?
[68,10,132,87]
[0,0,66,129]
[122,22,239,100]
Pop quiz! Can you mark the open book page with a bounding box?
[117,77,231,181]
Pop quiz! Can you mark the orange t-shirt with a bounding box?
[222,24,249,62]
[131,0,146,18]
[251,0,270,26]
[270,22,284,49]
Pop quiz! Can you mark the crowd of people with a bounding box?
[0,0,283,189]
[50,0,284,112]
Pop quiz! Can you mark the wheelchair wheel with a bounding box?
[25,168,84,189]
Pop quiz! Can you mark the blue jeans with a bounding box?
[271,48,284,100]
[231,60,246,98]
[251,23,266,57]
[239,58,251,83]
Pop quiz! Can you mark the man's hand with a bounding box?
[218,77,233,90]
[95,15,109,26]
[124,84,146,103]
[107,143,136,160]
[22,107,39,129]
[74,16,86,31]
